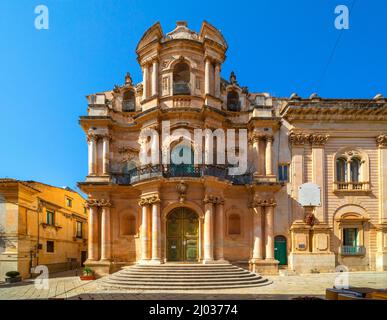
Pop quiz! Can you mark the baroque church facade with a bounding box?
[79,21,387,276]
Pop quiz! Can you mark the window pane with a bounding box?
[336,158,347,182]
[343,228,358,246]
[47,241,54,253]
[350,159,360,182]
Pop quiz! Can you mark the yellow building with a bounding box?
[0,179,88,279]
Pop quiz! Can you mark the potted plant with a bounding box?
[80,267,95,281]
[5,271,22,284]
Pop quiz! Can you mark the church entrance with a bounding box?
[166,207,199,262]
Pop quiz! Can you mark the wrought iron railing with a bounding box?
[340,245,365,255]
[111,164,253,185]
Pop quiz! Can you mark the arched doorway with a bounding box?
[166,207,199,262]
[274,235,287,265]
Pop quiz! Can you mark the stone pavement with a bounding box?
[0,269,386,300]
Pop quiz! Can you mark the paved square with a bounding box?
[0,270,386,300]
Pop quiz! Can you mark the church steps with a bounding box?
[102,263,272,290]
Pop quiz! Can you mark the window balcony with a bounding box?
[340,245,366,256]
[333,181,370,192]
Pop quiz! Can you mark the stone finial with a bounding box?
[230,71,238,85]
[373,93,384,101]
[125,72,133,86]
[289,93,301,100]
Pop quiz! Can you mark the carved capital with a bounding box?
[309,134,329,146]
[86,198,111,207]
[289,132,310,145]
[376,134,387,147]
[87,132,98,142]
[203,194,217,204]
[250,197,276,208]
[138,197,149,207]
[148,195,161,205]
[264,134,274,143]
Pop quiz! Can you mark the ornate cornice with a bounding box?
[376,134,387,147]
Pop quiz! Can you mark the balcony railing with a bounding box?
[111,164,253,185]
[173,83,191,95]
[334,181,370,191]
[340,245,366,256]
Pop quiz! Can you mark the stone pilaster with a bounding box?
[100,200,112,261]
[203,194,216,263]
[139,197,151,261]
[150,195,161,263]
[102,134,111,175]
[265,135,274,176]
[86,200,99,261]
[142,64,149,101]
[214,197,225,261]
[204,57,211,96]
[87,132,97,175]
[310,134,329,223]
[251,205,263,261]
[151,59,159,96]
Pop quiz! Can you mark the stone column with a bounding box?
[151,59,158,96]
[310,134,329,222]
[250,133,261,176]
[142,64,149,101]
[139,198,150,261]
[100,201,111,261]
[252,206,263,260]
[265,135,273,176]
[102,134,110,175]
[203,195,214,262]
[204,58,211,96]
[214,63,220,98]
[87,202,99,260]
[87,133,97,175]
[150,196,161,262]
[265,203,275,260]
[214,197,225,261]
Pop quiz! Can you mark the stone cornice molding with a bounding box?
[376,134,387,147]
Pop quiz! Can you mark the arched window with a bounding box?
[121,214,136,236]
[350,158,361,183]
[336,158,347,182]
[227,91,240,111]
[228,214,241,235]
[173,62,190,95]
[122,90,136,112]
[334,148,369,191]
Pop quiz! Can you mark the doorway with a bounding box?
[274,235,287,265]
[166,207,199,262]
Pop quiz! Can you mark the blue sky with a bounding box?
[0,0,386,193]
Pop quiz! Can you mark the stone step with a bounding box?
[103,278,269,288]
[109,275,262,283]
[100,282,271,290]
[102,263,272,290]
[111,272,255,279]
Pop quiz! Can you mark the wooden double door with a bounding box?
[166,208,199,262]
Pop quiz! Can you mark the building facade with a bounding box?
[0,179,88,279]
[79,21,387,276]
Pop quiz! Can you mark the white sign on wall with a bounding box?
[298,182,321,207]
